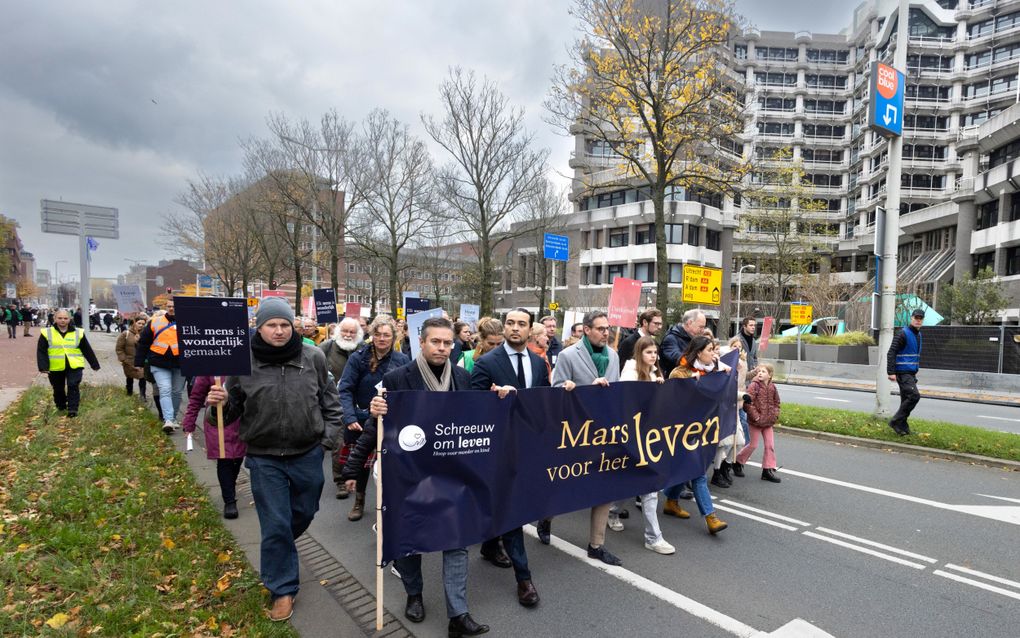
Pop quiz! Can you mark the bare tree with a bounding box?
[547,0,750,310]
[347,109,439,316]
[165,172,232,263]
[203,181,265,296]
[423,67,549,316]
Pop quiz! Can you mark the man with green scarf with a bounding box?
[548,310,623,566]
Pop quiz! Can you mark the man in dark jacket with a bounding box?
[659,309,706,375]
[37,309,101,417]
[618,308,663,372]
[206,297,341,623]
[540,315,562,364]
[886,309,925,436]
[344,317,489,637]
[470,308,545,608]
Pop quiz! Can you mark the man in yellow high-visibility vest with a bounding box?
[36,309,101,418]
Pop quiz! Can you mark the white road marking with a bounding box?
[813,527,937,564]
[814,397,850,403]
[802,531,927,570]
[977,414,1020,423]
[933,569,1020,602]
[944,563,1020,590]
[522,524,764,637]
[713,505,799,531]
[744,462,1020,526]
[719,499,812,527]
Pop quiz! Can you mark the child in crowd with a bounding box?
[736,363,782,483]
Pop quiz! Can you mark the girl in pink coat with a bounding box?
[182,375,247,518]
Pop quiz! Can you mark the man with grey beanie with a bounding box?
[206,296,342,622]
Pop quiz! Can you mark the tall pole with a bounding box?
[551,260,556,306]
[875,0,909,417]
[78,229,91,316]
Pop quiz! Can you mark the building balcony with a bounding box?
[971,218,1020,252]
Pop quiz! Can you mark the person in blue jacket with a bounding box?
[886,308,925,436]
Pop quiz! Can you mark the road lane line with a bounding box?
[814,397,850,403]
[933,570,1020,602]
[813,527,937,564]
[522,524,763,637]
[718,499,812,527]
[801,531,927,570]
[944,563,1020,590]
[713,505,799,531]
[977,415,1020,423]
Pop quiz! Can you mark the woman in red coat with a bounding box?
[182,375,248,518]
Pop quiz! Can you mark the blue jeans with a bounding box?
[481,528,531,583]
[150,365,185,422]
[395,548,469,618]
[245,446,325,599]
[691,474,714,516]
[663,481,691,500]
[739,408,749,445]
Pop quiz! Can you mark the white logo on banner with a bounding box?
[398,425,427,452]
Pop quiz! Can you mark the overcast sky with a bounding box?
[1,0,852,281]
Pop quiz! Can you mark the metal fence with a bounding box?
[918,326,1020,375]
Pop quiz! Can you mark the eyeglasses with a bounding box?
[590,326,610,333]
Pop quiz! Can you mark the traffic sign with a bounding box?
[543,233,569,262]
[40,199,120,239]
[681,264,723,305]
[791,303,813,326]
[869,61,904,138]
[548,302,560,311]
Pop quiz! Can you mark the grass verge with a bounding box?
[781,402,1020,463]
[0,385,297,637]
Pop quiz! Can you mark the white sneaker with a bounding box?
[162,420,178,434]
[608,516,624,532]
[644,539,676,555]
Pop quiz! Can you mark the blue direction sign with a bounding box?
[869,61,904,138]
[543,232,569,262]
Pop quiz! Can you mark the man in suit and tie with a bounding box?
[470,308,546,608]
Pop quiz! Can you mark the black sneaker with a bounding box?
[67,411,77,418]
[536,519,551,545]
[223,502,238,519]
[617,508,629,519]
[587,544,623,566]
[731,462,745,477]
[404,594,424,623]
[448,612,488,637]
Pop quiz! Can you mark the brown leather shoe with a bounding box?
[662,498,691,519]
[269,595,294,622]
[517,580,540,607]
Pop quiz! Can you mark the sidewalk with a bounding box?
[78,331,407,637]
[0,326,48,411]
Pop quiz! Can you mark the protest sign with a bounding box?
[458,303,480,330]
[607,277,642,328]
[379,351,738,561]
[405,297,431,316]
[405,307,444,359]
[561,310,581,343]
[346,302,362,319]
[261,289,286,299]
[313,288,339,324]
[402,291,419,312]
[759,316,774,353]
[174,296,252,378]
[111,284,146,315]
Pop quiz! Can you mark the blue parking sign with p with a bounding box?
[544,233,569,262]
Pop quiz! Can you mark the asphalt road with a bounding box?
[779,383,1020,436]
[307,434,1020,638]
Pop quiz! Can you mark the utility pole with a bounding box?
[875,0,909,417]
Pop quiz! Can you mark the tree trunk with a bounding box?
[480,228,493,316]
[293,249,303,312]
[389,245,399,321]
[653,187,669,314]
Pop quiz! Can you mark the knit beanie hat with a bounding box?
[255,297,295,329]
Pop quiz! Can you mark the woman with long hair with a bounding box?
[663,336,729,536]
[115,314,149,399]
[526,322,552,376]
[458,317,503,373]
[337,314,410,521]
[619,335,675,554]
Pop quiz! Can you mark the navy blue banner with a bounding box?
[313,288,338,324]
[380,352,737,561]
[174,296,252,377]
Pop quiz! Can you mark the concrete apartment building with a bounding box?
[499,0,1020,324]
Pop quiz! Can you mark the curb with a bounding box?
[776,424,1020,472]
[779,379,1020,408]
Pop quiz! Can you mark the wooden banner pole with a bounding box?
[375,387,385,631]
[216,376,226,459]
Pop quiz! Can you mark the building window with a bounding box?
[976,201,999,230]
[665,223,684,244]
[1010,193,1020,222]
[581,230,590,249]
[635,224,654,245]
[609,229,629,248]
[734,44,747,60]
[607,264,625,282]
[668,263,684,283]
[705,229,721,251]
[989,139,1020,169]
[1006,246,1020,276]
[583,265,603,285]
[686,225,700,246]
[972,251,995,276]
[633,262,655,282]
[593,229,604,248]
[596,190,627,208]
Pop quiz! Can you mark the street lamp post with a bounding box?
[736,264,756,325]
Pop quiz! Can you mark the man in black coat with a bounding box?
[470,308,546,608]
[540,315,561,364]
[343,317,489,637]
